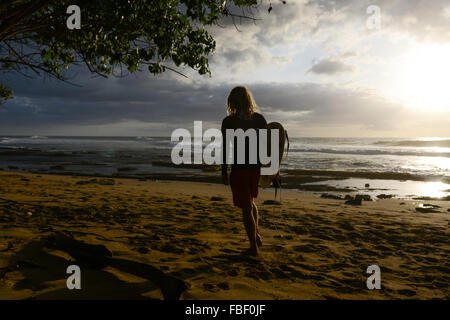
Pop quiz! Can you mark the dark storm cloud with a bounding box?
[0,73,229,129]
[0,71,408,135]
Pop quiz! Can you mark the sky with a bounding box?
[1,0,450,137]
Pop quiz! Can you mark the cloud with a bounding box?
[1,1,450,138]
[3,71,446,137]
[379,0,450,42]
[208,0,450,74]
[307,58,355,75]
[206,0,350,76]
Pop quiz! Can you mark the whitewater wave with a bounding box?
[136,136,153,141]
[289,147,450,158]
[373,139,450,148]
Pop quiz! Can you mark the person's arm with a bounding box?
[221,118,228,178]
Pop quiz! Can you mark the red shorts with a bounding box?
[229,169,260,209]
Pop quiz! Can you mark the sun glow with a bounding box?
[396,44,450,112]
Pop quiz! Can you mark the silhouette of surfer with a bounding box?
[221,86,267,256]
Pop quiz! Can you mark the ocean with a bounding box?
[1,136,449,198]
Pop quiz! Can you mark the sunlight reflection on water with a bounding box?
[307,178,450,199]
[415,181,449,198]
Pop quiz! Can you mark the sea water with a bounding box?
[1,136,449,198]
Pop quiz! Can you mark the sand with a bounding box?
[0,171,449,300]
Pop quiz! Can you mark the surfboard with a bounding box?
[260,122,289,189]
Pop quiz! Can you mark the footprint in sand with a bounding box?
[397,289,416,297]
[217,282,230,290]
[227,269,238,277]
[203,283,217,292]
[246,269,272,280]
[290,226,308,235]
[269,267,290,279]
[220,248,240,254]
[293,244,316,253]
[136,247,149,254]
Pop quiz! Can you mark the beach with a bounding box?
[2,0,450,305]
[0,170,449,300]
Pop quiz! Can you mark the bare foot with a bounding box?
[243,248,258,257]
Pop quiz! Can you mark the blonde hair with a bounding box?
[226,86,257,119]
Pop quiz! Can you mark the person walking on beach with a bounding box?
[221,86,267,256]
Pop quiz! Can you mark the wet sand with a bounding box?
[0,171,449,299]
